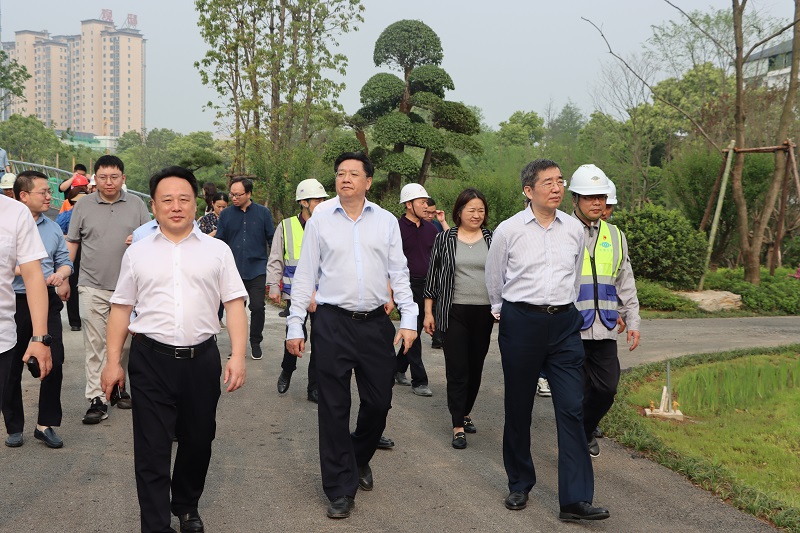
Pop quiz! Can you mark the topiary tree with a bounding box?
[612,204,707,289]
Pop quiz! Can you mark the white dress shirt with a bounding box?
[111,225,247,346]
[287,196,417,340]
[485,207,585,315]
[0,195,48,352]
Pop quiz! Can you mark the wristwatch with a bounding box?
[30,335,52,346]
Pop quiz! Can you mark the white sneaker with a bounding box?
[536,377,551,397]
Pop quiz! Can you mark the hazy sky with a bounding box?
[2,1,795,134]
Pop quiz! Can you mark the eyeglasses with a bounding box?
[28,190,53,198]
[579,194,608,203]
[95,174,123,183]
[230,192,248,199]
[535,179,566,189]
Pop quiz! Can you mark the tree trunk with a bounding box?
[418,148,433,185]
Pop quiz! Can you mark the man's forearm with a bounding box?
[67,241,79,263]
[106,304,132,366]
[224,298,248,358]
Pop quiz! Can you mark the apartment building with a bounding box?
[2,15,145,138]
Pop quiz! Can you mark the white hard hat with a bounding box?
[0,173,16,189]
[568,164,612,196]
[399,183,430,204]
[296,178,328,201]
[606,179,618,205]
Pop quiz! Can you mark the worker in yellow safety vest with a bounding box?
[569,164,641,459]
[267,178,328,403]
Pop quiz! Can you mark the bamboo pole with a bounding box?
[700,158,727,232]
[789,141,800,199]
[699,140,736,291]
[770,151,791,276]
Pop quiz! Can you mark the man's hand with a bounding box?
[24,341,52,381]
[268,288,281,305]
[394,328,417,355]
[45,272,65,287]
[223,355,246,392]
[308,293,317,314]
[57,283,71,302]
[616,316,627,334]
[100,362,126,401]
[286,338,305,358]
[125,234,133,246]
[627,330,640,351]
[423,313,435,336]
[384,299,395,315]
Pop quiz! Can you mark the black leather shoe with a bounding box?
[559,501,610,520]
[452,431,467,449]
[505,491,528,510]
[376,435,394,449]
[70,325,81,331]
[177,510,205,532]
[592,426,604,438]
[277,371,292,394]
[358,463,373,491]
[307,389,318,403]
[34,427,63,449]
[588,436,600,458]
[463,416,476,434]
[326,496,355,518]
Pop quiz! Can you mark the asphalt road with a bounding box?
[2,310,798,532]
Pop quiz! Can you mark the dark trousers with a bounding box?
[442,304,494,428]
[67,246,81,328]
[313,305,395,500]
[498,301,593,506]
[243,274,266,354]
[396,278,428,386]
[3,290,64,433]
[129,335,221,533]
[582,339,620,439]
[281,312,317,392]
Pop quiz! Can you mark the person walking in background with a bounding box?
[216,177,275,360]
[58,163,89,199]
[0,145,11,174]
[286,152,417,519]
[66,155,151,424]
[486,158,609,521]
[423,188,493,449]
[198,192,228,237]
[569,165,640,458]
[1,172,16,198]
[3,171,72,450]
[601,179,617,221]
[394,183,437,397]
[57,187,88,332]
[268,178,328,403]
[201,182,218,216]
[424,197,448,350]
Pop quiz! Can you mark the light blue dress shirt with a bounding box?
[13,214,73,294]
[287,196,417,340]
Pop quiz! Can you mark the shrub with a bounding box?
[636,279,698,311]
[703,268,800,315]
[612,204,707,289]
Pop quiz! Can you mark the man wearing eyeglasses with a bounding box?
[216,177,275,360]
[66,155,151,425]
[486,159,610,521]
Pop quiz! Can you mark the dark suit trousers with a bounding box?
[498,301,593,506]
[442,304,494,428]
[281,311,317,392]
[129,335,221,533]
[313,305,395,501]
[67,245,81,328]
[243,274,266,352]
[3,290,64,433]
[581,339,620,439]
[396,278,428,386]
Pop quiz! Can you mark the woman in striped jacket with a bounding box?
[423,188,494,450]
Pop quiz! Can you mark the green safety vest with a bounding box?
[281,216,304,295]
[575,220,623,330]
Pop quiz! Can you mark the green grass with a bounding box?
[605,345,800,531]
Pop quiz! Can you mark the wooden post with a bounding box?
[789,141,800,200]
[770,149,791,276]
[699,140,736,291]
[700,159,727,232]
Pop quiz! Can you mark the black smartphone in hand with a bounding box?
[26,357,41,379]
[110,384,121,406]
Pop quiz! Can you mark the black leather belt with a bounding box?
[323,304,385,321]
[135,334,215,359]
[511,301,574,315]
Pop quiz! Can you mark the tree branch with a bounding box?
[744,17,800,61]
[663,0,735,64]
[582,17,722,153]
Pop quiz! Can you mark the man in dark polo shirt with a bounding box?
[394,183,437,396]
[216,177,275,360]
[66,155,151,424]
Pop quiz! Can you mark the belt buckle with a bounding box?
[174,347,194,359]
[351,312,368,321]
[546,305,557,315]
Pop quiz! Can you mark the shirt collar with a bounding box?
[332,196,374,218]
[523,206,566,226]
[95,189,127,204]
[155,222,203,244]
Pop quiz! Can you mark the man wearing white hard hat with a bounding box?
[267,178,328,403]
[600,179,617,221]
[569,164,640,460]
[394,183,437,397]
[1,172,16,198]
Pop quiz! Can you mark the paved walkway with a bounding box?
[1,311,798,532]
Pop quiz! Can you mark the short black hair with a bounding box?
[149,166,199,198]
[230,177,253,194]
[212,192,229,203]
[452,188,489,228]
[74,163,87,172]
[14,170,49,200]
[334,151,374,178]
[95,155,124,174]
[520,159,560,190]
[426,197,437,207]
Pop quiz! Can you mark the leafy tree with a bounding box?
[0,51,31,113]
[497,111,545,146]
[0,115,62,164]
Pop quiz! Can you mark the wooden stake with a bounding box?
[699,140,736,290]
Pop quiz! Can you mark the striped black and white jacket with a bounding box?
[423,226,493,332]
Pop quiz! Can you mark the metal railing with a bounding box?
[9,160,152,208]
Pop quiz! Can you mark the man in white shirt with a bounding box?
[101,166,248,533]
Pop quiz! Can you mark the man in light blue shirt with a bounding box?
[286,152,416,520]
[0,146,10,174]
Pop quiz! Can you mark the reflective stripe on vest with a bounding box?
[574,221,623,330]
[281,216,304,295]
